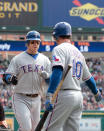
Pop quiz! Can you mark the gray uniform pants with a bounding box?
[12,93,41,131]
[43,90,83,131]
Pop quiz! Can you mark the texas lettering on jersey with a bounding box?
[20,64,44,73]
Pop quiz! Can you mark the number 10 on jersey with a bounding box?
[72,59,82,79]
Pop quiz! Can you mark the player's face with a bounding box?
[27,40,40,54]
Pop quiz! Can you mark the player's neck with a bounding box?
[26,49,38,55]
[57,39,71,45]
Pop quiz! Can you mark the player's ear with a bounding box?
[37,41,41,45]
[25,40,30,47]
[25,43,28,47]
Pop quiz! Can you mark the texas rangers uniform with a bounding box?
[44,42,92,131]
[6,51,51,131]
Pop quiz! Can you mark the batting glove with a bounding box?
[2,74,11,84]
[45,93,53,112]
[11,75,18,85]
[94,88,102,102]
[3,74,18,85]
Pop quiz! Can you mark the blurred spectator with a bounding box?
[0,57,12,109]
[82,57,104,110]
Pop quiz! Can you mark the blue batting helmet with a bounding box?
[26,30,41,41]
[53,22,72,39]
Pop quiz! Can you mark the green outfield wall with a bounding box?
[5,109,104,131]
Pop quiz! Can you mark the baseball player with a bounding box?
[0,103,8,129]
[2,30,51,131]
[43,22,103,131]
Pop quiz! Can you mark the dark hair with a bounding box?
[59,35,71,39]
[26,40,30,44]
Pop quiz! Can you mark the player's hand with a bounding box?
[39,70,50,79]
[45,100,53,111]
[94,88,102,102]
[45,93,53,112]
[11,75,18,85]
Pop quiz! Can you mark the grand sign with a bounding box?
[0,0,38,26]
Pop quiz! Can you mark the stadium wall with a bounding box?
[5,109,104,131]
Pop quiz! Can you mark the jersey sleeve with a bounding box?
[52,47,65,68]
[82,57,92,81]
[6,58,18,75]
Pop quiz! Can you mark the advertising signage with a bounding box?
[42,0,104,27]
[0,0,104,31]
[0,0,39,26]
[0,41,104,52]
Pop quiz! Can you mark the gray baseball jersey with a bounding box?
[6,51,51,131]
[6,51,51,94]
[52,42,92,90]
[43,42,92,131]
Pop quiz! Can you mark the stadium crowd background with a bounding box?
[0,53,104,111]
